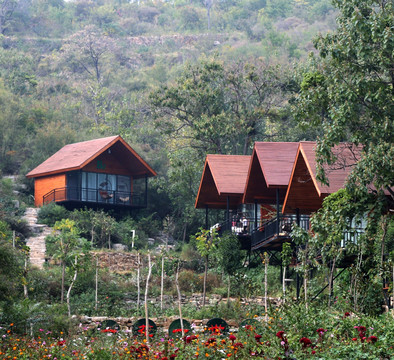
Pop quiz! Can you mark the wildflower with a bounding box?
[276,331,286,340]
[312,350,316,354]
[300,337,312,349]
[229,334,236,342]
[255,334,262,343]
[344,312,351,317]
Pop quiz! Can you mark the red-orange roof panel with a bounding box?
[254,142,299,187]
[195,154,250,208]
[207,154,251,195]
[26,136,156,178]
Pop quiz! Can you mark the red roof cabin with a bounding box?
[242,142,300,252]
[283,142,360,215]
[26,136,157,209]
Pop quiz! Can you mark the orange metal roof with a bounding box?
[243,142,299,203]
[195,154,251,209]
[283,142,361,213]
[26,136,157,178]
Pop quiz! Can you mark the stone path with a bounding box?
[22,207,52,269]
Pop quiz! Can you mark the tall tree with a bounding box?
[150,58,290,156]
[293,0,394,313]
[294,0,393,203]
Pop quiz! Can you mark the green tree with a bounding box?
[294,0,393,312]
[294,0,393,203]
[193,228,219,306]
[150,58,290,156]
[50,219,88,305]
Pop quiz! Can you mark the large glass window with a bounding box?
[80,172,130,203]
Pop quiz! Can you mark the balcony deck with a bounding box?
[43,187,147,209]
[251,214,310,251]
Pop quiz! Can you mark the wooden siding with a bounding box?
[82,151,134,176]
[35,174,66,207]
[282,148,322,214]
[195,155,250,209]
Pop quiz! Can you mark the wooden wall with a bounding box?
[35,174,66,207]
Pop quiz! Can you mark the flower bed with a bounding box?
[1,306,393,359]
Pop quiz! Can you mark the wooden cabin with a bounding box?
[195,154,251,246]
[26,136,157,209]
[242,142,300,252]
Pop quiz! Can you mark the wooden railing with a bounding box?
[251,214,310,249]
[43,187,146,207]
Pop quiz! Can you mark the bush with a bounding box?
[37,203,69,226]
[178,270,203,294]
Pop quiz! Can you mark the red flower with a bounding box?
[352,337,358,341]
[344,312,351,317]
[101,329,117,333]
[312,350,316,355]
[234,342,244,349]
[170,354,177,359]
[161,357,168,360]
[255,334,262,342]
[367,336,378,343]
[172,329,189,333]
[229,334,236,341]
[276,331,285,340]
[316,328,326,335]
[57,340,66,346]
[300,337,312,349]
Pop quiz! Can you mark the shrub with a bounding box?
[37,203,69,226]
[178,270,203,294]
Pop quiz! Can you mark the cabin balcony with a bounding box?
[251,214,310,251]
[42,186,147,209]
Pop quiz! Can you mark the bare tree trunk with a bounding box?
[67,256,78,317]
[264,252,269,321]
[137,253,141,312]
[227,274,231,308]
[304,242,309,310]
[328,258,336,308]
[203,255,208,307]
[282,266,286,304]
[61,260,65,304]
[160,256,164,311]
[23,256,28,299]
[95,256,98,311]
[145,253,152,344]
[175,264,185,337]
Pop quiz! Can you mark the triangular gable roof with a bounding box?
[243,142,299,203]
[283,142,360,213]
[26,135,157,178]
[195,154,251,209]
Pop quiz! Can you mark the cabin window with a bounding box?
[80,172,131,203]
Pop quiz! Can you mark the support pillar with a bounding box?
[254,200,258,231]
[226,196,230,230]
[276,188,280,235]
[205,205,209,230]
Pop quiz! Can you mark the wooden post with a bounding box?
[264,252,269,321]
[254,200,258,230]
[160,256,164,311]
[175,264,184,337]
[276,189,280,236]
[137,253,141,312]
[95,256,98,311]
[205,205,209,230]
[145,253,152,344]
